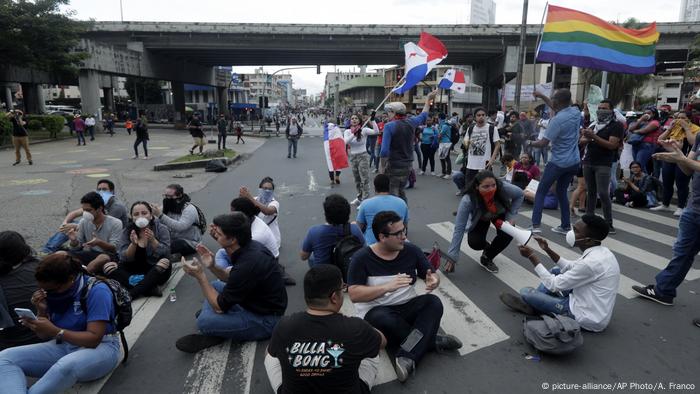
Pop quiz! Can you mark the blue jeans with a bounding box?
[366,136,378,168]
[632,142,655,173]
[452,171,465,191]
[661,162,691,208]
[196,281,280,341]
[532,162,578,229]
[531,147,548,166]
[287,138,298,157]
[41,220,80,254]
[520,268,575,317]
[654,209,700,298]
[609,161,618,196]
[413,142,422,166]
[0,336,120,394]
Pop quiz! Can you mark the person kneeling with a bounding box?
[104,202,172,300]
[347,211,462,383]
[265,265,386,394]
[176,213,288,353]
[500,214,620,332]
[0,253,121,394]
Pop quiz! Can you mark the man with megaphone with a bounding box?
[500,214,621,332]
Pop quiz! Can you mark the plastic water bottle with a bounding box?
[169,288,177,302]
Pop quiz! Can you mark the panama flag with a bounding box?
[438,69,467,94]
[393,32,448,94]
[323,123,348,172]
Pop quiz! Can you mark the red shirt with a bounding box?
[513,162,541,181]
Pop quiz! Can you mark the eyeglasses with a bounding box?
[383,227,407,238]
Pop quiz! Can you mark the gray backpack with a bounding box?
[523,314,583,355]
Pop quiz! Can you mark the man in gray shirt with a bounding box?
[152,184,202,256]
[67,191,123,274]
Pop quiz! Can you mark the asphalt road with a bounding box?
[4,121,699,393]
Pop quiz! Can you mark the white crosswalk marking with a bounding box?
[533,212,700,281]
[183,340,234,394]
[611,204,680,228]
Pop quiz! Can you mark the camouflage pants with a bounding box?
[350,152,371,201]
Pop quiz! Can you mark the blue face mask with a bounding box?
[259,189,274,203]
[97,190,113,205]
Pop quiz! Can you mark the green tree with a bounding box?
[683,34,700,82]
[0,0,90,75]
[125,77,165,104]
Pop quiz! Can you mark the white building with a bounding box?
[465,0,496,24]
[639,70,685,110]
[679,0,700,22]
[43,77,129,101]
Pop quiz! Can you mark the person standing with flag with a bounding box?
[324,122,349,185]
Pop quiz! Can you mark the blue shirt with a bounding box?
[543,106,582,168]
[420,126,437,145]
[50,275,115,334]
[438,121,452,143]
[302,224,365,265]
[356,195,409,245]
[380,112,428,158]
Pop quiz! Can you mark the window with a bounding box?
[665,83,680,88]
[666,97,678,103]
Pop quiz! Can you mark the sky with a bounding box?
[65,0,682,94]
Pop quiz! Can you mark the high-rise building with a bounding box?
[679,0,700,22]
[465,0,496,24]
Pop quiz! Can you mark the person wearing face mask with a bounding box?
[344,113,380,205]
[580,100,624,234]
[104,202,171,299]
[628,106,662,174]
[447,170,524,274]
[499,214,620,332]
[151,184,202,257]
[41,179,128,255]
[0,252,120,393]
[240,177,281,246]
[66,192,123,274]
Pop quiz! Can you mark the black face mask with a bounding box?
[163,198,185,215]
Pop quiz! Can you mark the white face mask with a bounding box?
[82,211,95,223]
[135,217,149,229]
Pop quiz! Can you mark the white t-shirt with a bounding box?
[534,246,620,332]
[343,124,379,156]
[256,198,280,246]
[251,216,279,258]
[463,124,500,170]
[495,111,505,129]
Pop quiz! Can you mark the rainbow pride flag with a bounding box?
[536,5,659,75]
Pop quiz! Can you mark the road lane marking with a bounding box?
[611,204,679,228]
[307,170,318,192]
[183,340,234,394]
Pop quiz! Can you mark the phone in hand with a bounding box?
[14,308,37,321]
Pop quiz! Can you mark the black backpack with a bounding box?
[80,276,133,364]
[331,224,364,281]
[205,158,228,173]
[188,203,207,235]
[449,123,460,145]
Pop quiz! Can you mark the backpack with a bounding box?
[523,314,583,355]
[449,123,460,145]
[188,203,207,235]
[331,224,364,281]
[205,158,228,173]
[80,276,133,364]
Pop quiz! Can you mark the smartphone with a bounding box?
[14,308,37,321]
[400,329,424,353]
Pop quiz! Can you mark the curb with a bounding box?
[0,135,74,150]
[153,154,241,171]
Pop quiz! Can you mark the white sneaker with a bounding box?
[431,172,436,176]
[443,175,451,180]
[419,171,425,175]
[455,191,462,196]
[673,208,683,216]
[650,205,671,211]
[350,198,361,206]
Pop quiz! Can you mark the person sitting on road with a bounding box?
[41,179,128,254]
[500,214,620,332]
[447,171,524,274]
[356,174,409,245]
[0,252,120,393]
[347,211,462,383]
[614,161,656,208]
[512,152,541,189]
[265,265,387,394]
[66,192,123,274]
[104,202,172,300]
[176,213,287,353]
[300,194,365,267]
[151,184,201,257]
[0,231,41,350]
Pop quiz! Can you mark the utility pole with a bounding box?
[514,0,529,111]
[119,0,124,22]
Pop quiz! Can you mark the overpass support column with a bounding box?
[103,87,115,114]
[217,87,229,117]
[79,70,101,118]
[20,83,44,114]
[172,82,186,127]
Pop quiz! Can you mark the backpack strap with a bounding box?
[79,276,129,364]
[542,314,577,343]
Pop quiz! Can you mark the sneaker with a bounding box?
[528,225,542,234]
[419,171,425,175]
[693,318,700,328]
[650,204,671,212]
[673,208,683,216]
[625,202,633,207]
[287,155,291,158]
[430,172,436,176]
[479,255,499,273]
[350,198,361,206]
[175,334,226,353]
[631,285,673,306]
[12,161,19,166]
[142,156,149,160]
[551,226,570,235]
[499,292,536,315]
[394,357,415,383]
[455,191,462,196]
[442,174,451,180]
[28,160,33,165]
[435,334,463,353]
[132,156,138,159]
[608,225,616,235]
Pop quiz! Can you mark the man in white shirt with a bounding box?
[500,214,620,332]
[453,108,501,192]
[85,114,96,141]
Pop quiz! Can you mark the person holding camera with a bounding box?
[7,111,32,166]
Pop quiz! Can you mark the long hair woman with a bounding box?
[344,113,379,205]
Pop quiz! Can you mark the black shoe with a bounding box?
[287,155,291,158]
[693,318,700,328]
[145,286,163,297]
[176,334,226,353]
[499,292,536,315]
[283,272,296,286]
[632,285,673,306]
[479,255,499,273]
[608,225,616,235]
[394,357,415,383]
[189,149,194,155]
[12,161,20,166]
[28,160,33,165]
[435,334,463,353]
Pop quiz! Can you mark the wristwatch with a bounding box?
[55,329,65,344]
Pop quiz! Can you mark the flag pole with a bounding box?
[533,2,549,90]
[360,74,406,128]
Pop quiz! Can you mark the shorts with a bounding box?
[192,137,205,147]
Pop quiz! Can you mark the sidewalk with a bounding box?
[0,128,265,249]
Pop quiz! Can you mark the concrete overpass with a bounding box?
[2,22,699,117]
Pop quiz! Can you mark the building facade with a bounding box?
[466,0,496,24]
[680,0,700,22]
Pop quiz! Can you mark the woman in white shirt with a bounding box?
[241,177,281,247]
[343,114,379,206]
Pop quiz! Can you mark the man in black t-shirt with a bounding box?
[8,110,32,166]
[580,100,623,233]
[266,265,386,394]
[187,114,205,155]
[347,211,462,383]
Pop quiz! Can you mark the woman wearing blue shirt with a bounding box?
[0,252,120,394]
[419,118,439,175]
